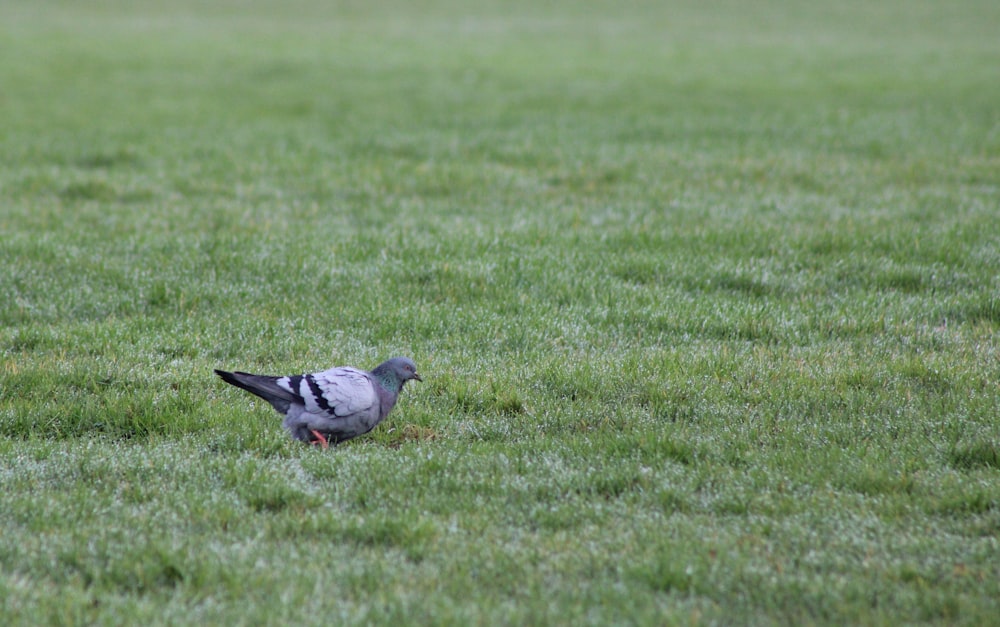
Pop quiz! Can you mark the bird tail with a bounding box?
[214,369,297,414]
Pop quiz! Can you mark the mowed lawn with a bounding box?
[2,0,999,624]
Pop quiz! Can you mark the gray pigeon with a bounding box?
[214,356,422,448]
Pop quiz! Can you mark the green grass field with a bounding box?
[2,0,999,624]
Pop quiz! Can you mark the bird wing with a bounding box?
[276,367,377,419]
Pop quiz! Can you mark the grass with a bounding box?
[2,0,999,623]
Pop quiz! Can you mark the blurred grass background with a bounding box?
[1,0,999,624]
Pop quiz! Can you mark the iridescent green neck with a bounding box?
[371,365,402,393]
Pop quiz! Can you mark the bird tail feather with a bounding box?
[214,369,296,414]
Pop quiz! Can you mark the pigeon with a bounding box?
[214,356,422,448]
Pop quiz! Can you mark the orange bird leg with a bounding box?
[310,430,329,449]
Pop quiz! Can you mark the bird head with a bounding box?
[376,356,422,388]
[396,357,422,383]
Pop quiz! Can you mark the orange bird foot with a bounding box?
[310,430,329,449]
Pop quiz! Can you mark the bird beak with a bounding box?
[413,373,423,382]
